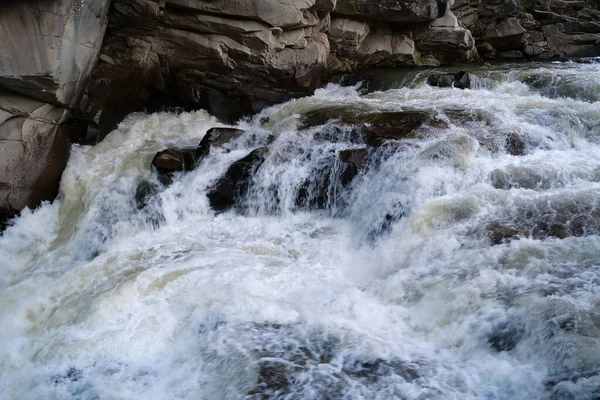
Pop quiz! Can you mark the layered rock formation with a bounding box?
[0,0,599,227]
[0,0,111,226]
[453,0,600,59]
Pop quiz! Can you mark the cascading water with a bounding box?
[1,60,600,399]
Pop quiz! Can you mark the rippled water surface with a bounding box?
[1,60,600,399]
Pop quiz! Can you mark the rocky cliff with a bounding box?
[1,0,599,227]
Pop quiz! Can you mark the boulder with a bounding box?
[152,149,196,172]
[207,147,269,212]
[151,147,197,185]
[413,26,478,64]
[427,71,472,89]
[0,90,71,226]
[505,132,526,156]
[487,321,525,352]
[356,33,419,67]
[328,17,371,54]
[485,18,526,51]
[339,148,369,186]
[196,127,246,162]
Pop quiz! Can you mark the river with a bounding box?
[1,60,600,399]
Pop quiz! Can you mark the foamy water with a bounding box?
[1,61,600,399]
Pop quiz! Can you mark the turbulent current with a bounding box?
[2,60,600,399]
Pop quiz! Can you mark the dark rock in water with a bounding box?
[152,147,198,186]
[343,358,420,382]
[134,180,159,210]
[248,359,301,398]
[487,321,525,352]
[357,111,435,146]
[545,369,600,389]
[454,71,472,89]
[152,148,195,173]
[487,222,522,245]
[306,108,438,147]
[52,367,83,384]
[427,73,456,88]
[340,148,369,187]
[196,127,245,164]
[245,322,423,398]
[295,149,369,210]
[207,147,269,212]
[505,132,526,156]
[295,166,333,210]
[427,71,472,89]
[340,149,368,170]
[302,107,436,143]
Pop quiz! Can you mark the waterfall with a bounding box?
[1,60,600,399]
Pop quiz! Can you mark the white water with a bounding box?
[1,61,600,399]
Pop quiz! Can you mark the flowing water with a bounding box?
[1,60,600,399]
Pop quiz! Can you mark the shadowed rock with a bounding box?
[207,147,269,212]
[303,108,438,146]
[196,127,245,163]
[152,147,197,185]
[427,71,472,89]
[487,321,525,352]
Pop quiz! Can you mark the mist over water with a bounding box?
[1,60,600,399]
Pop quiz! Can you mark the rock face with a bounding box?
[0,0,111,227]
[452,0,600,60]
[84,0,334,133]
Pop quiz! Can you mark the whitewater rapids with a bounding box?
[1,60,600,399]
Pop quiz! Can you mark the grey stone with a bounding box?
[0,0,111,107]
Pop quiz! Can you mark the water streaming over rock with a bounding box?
[1,60,600,399]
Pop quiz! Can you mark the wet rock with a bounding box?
[295,148,368,210]
[303,108,437,147]
[52,367,84,384]
[339,148,369,187]
[427,71,472,89]
[487,221,522,245]
[487,321,525,352]
[295,173,332,210]
[505,132,526,156]
[343,358,420,382]
[245,322,423,398]
[151,147,197,185]
[196,127,245,163]
[134,180,160,210]
[248,359,301,398]
[152,148,196,172]
[427,73,455,88]
[207,147,269,212]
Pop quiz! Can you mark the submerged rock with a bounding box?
[303,108,438,146]
[196,127,246,163]
[207,147,269,212]
[245,322,423,398]
[487,321,525,352]
[134,180,160,210]
[427,71,472,89]
[505,132,526,156]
